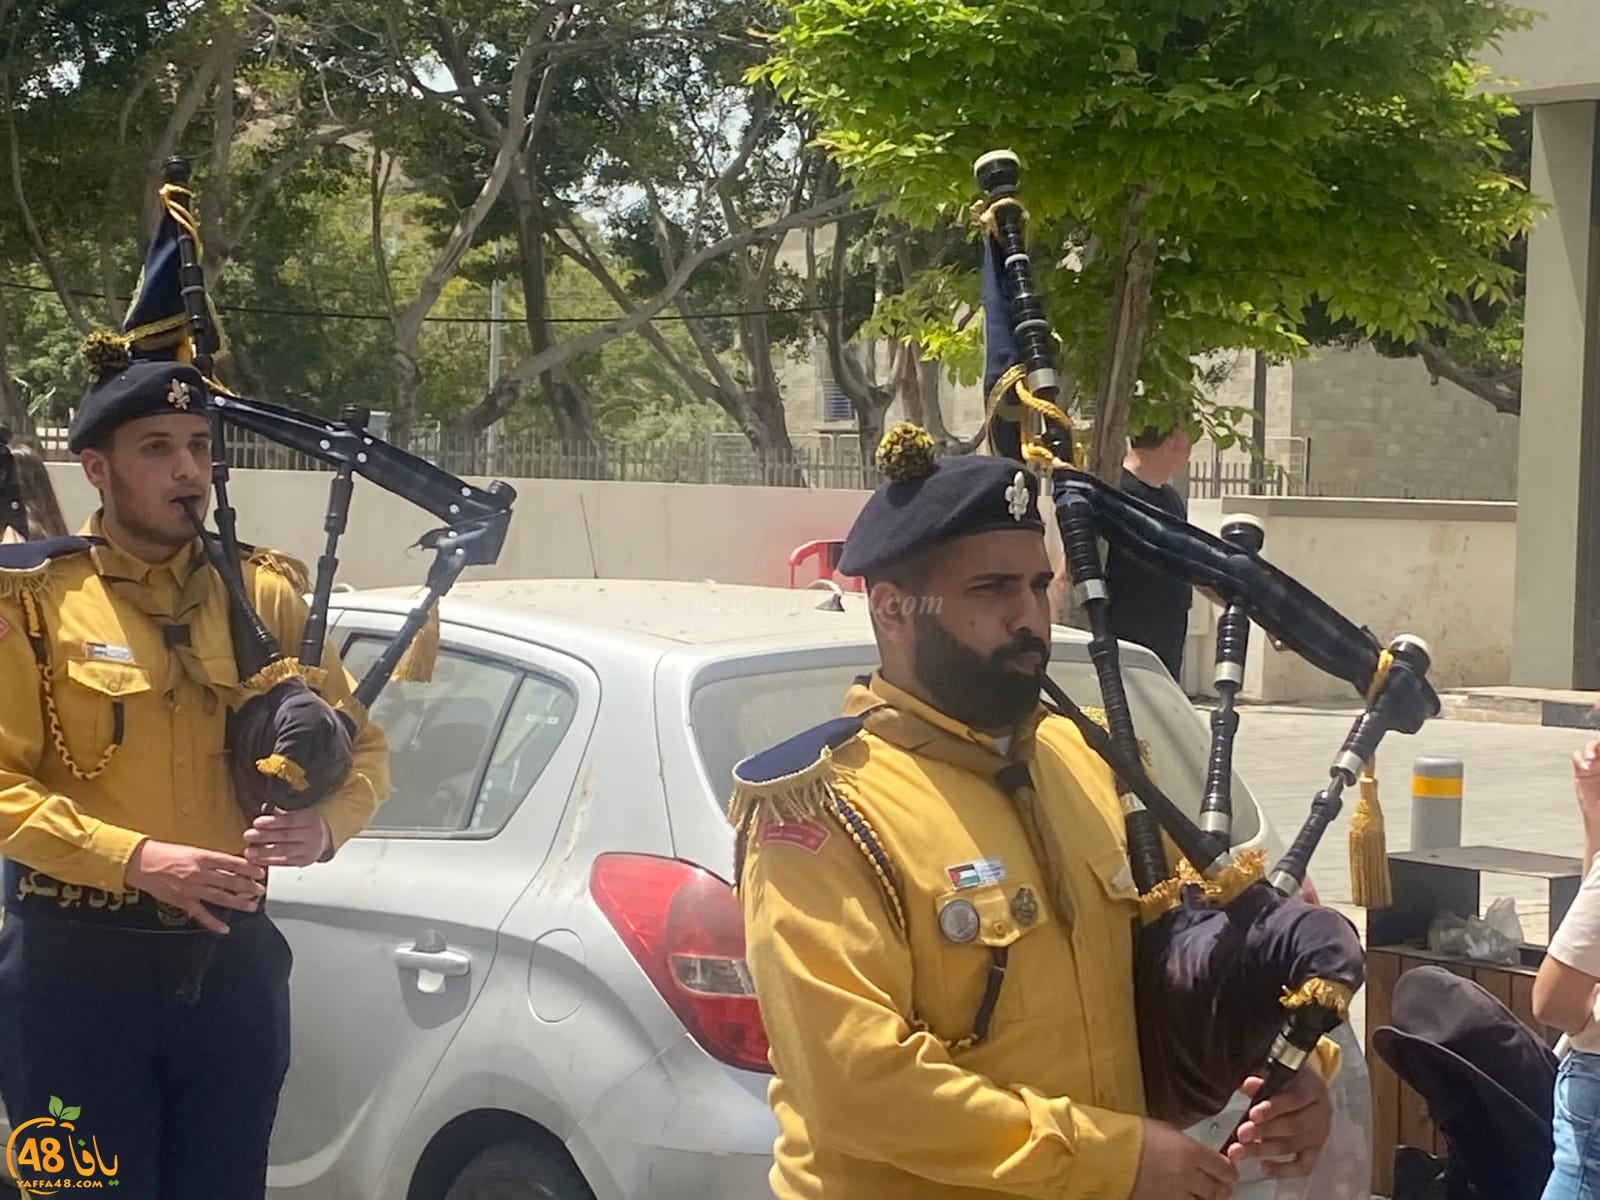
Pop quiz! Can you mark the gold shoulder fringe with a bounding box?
[0,559,71,605]
[238,656,329,701]
[248,548,313,595]
[1281,977,1354,1023]
[255,753,309,793]
[1137,847,1268,924]
[727,749,838,831]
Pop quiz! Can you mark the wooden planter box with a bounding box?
[1364,846,1583,1198]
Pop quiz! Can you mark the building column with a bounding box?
[1512,101,1600,690]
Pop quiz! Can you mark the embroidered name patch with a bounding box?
[757,820,831,854]
[84,642,135,663]
[947,857,1006,889]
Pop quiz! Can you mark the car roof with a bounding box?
[331,577,1100,655]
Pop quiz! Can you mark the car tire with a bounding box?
[443,1139,595,1200]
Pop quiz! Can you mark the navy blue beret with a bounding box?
[68,359,208,453]
[839,424,1044,579]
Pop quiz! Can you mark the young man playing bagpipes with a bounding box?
[0,237,390,1195]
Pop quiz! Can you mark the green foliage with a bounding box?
[753,0,1538,438]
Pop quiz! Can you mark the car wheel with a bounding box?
[443,1139,595,1200]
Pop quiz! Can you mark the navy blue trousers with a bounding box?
[0,910,292,1199]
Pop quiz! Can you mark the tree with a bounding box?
[753,0,1537,480]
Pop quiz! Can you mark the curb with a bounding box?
[1439,692,1600,730]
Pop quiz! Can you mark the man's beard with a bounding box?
[910,612,1049,732]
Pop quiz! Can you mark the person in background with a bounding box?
[1103,422,1195,682]
[0,429,70,542]
[1533,719,1600,1200]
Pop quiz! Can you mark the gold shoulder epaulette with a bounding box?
[246,547,313,595]
[729,715,908,938]
[0,535,95,604]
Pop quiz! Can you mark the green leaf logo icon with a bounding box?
[47,1097,62,1118]
[61,1106,80,1121]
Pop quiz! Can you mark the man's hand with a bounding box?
[1130,1118,1238,1200]
[243,807,332,868]
[124,839,266,935]
[1225,1069,1333,1178]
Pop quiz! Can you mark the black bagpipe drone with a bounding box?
[116,158,515,998]
[971,149,1439,1142]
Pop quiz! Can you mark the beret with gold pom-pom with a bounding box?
[839,422,1044,579]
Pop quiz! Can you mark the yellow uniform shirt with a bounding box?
[734,674,1148,1200]
[0,517,389,898]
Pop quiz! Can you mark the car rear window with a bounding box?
[688,650,1261,847]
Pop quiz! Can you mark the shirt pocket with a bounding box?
[53,658,152,773]
[933,878,1057,1032]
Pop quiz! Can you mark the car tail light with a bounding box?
[590,853,772,1074]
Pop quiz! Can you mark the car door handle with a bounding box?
[393,946,471,994]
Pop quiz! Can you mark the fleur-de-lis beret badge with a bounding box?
[167,379,191,410]
[1005,470,1029,521]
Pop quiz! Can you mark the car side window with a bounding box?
[340,636,520,834]
[469,672,580,832]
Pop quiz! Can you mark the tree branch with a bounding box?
[551,214,722,406]
[140,30,232,243]
[2,35,89,332]
[450,193,861,430]
[1412,338,1521,416]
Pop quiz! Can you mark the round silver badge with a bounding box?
[938,898,980,944]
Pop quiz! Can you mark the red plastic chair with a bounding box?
[788,539,864,591]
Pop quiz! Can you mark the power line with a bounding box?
[0,277,838,324]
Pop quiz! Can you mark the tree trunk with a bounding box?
[511,167,598,448]
[1088,185,1159,483]
[0,284,25,435]
[390,345,422,452]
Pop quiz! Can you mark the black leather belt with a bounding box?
[2,860,259,934]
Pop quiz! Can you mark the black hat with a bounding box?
[839,423,1045,580]
[67,175,216,454]
[1372,965,1557,1200]
[67,358,207,453]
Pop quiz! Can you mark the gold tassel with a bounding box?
[1349,756,1393,908]
[393,598,440,683]
[256,753,309,793]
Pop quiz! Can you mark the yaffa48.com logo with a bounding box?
[5,1096,120,1189]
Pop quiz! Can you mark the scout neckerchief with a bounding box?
[843,672,1078,929]
[89,522,219,712]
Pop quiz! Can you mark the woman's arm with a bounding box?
[1535,738,1600,1033]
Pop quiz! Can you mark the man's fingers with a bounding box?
[195,883,260,913]
[1195,1149,1238,1188]
[177,897,231,935]
[200,851,266,882]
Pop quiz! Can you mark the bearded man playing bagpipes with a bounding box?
[0,161,514,1198]
[732,151,1440,1200]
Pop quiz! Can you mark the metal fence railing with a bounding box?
[32,425,875,490]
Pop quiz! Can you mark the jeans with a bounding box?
[1543,1049,1600,1200]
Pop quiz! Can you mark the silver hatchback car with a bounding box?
[261,578,1372,1200]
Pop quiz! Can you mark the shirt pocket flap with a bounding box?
[65,658,153,699]
[938,880,1053,949]
[201,653,241,691]
[1088,847,1142,908]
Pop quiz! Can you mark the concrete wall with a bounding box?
[1483,0,1600,105]
[1284,346,1519,500]
[1191,345,1519,500]
[44,463,1516,700]
[1183,497,1517,701]
[43,462,873,593]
